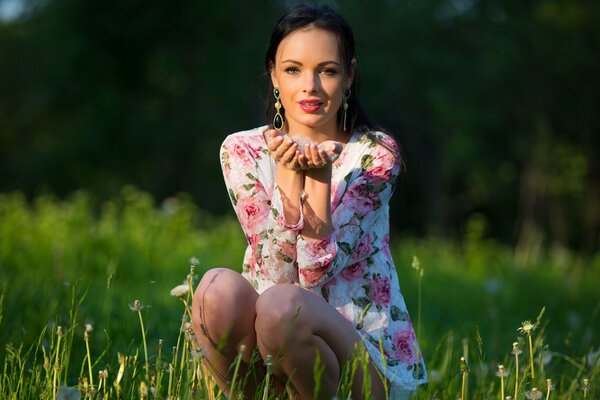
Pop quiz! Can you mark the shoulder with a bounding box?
[221,125,268,149]
[355,129,402,168]
[220,126,270,166]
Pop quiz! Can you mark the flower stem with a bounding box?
[230,345,245,399]
[528,332,535,382]
[84,332,94,388]
[262,355,272,400]
[53,327,63,400]
[137,309,149,382]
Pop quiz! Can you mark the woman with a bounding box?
[191,4,426,399]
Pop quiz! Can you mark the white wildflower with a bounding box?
[170,284,190,298]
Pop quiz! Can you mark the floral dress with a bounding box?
[220,126,427,394]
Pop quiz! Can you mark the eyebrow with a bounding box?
[280,59,341,67]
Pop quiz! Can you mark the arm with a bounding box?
[296,139,401,287]
[221,134,303,284]
[298,141,341,240]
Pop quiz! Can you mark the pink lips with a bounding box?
[298,99,323,113]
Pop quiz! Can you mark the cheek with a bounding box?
[324,81,344,105]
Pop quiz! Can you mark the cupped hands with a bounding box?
[264,129,342,171]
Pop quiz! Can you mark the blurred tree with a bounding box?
[0,0,598,251]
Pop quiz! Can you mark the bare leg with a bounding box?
[191,268,261,395]
[255,284,388,399]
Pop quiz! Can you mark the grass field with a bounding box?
[1,187,598,399]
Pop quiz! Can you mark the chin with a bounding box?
[291,115,335,130]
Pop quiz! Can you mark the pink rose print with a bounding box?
[308,236,334,257]
[367,163,392,181]
[279,241,297,261]
[300,265,328,286]
[341,260,366,281]
[246,136,263,159]
[229,141,254,167]
[370,275,390,305]
[346,183,379,216]
[253,179,265,195]
[349,233,372,263]
[382,234,391,258]
[392,328,417,364]
[247,234,263,268]
[237,196,269,231]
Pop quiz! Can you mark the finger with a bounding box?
[330,142,342,155]
[286,150,304,171]
[318,148,331,164]
[298,153,308,170]
[303,144,318,168]
[309,144,323,166]
[266,128,283,140]
[267,135,284,152]
[281,142,298,164]
[273,137,294,159]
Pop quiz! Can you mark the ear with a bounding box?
[270,62,280,88]
[345,58,357,88]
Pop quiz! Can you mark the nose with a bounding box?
[302,71,320,93]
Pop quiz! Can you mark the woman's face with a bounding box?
[270,27,353,136]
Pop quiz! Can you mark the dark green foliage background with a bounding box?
[1,0,599,250]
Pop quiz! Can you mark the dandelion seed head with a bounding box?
[85,323,93,333]
[512,342,522,355]
[192,345,207,360]
[546,378,554,391]
[57,326,63,336]
[496,364,509,378]
[518,320,536,335]
[239,344,246,354]
[130,300,144,312]
[99,369,108,379]
[525,387,542,399]
[184,322,192,331]
[190,257,199,266]
[170,283,190,298]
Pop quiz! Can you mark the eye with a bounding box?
[321,68,338,76]
[284,67,300,75]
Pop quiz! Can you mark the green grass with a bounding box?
[1,187,598,399]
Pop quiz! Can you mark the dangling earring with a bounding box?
[273,88,284,130]
[343,88,351,131]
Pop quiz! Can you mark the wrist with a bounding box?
[304,165,332,183]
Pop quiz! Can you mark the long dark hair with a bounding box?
[264,4,379,136]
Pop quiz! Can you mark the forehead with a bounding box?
[276,27,341,62]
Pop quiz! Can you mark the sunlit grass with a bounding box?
[1,188,599,398]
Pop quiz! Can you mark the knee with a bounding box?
[192,268,256,346]
[255,285,308,348]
